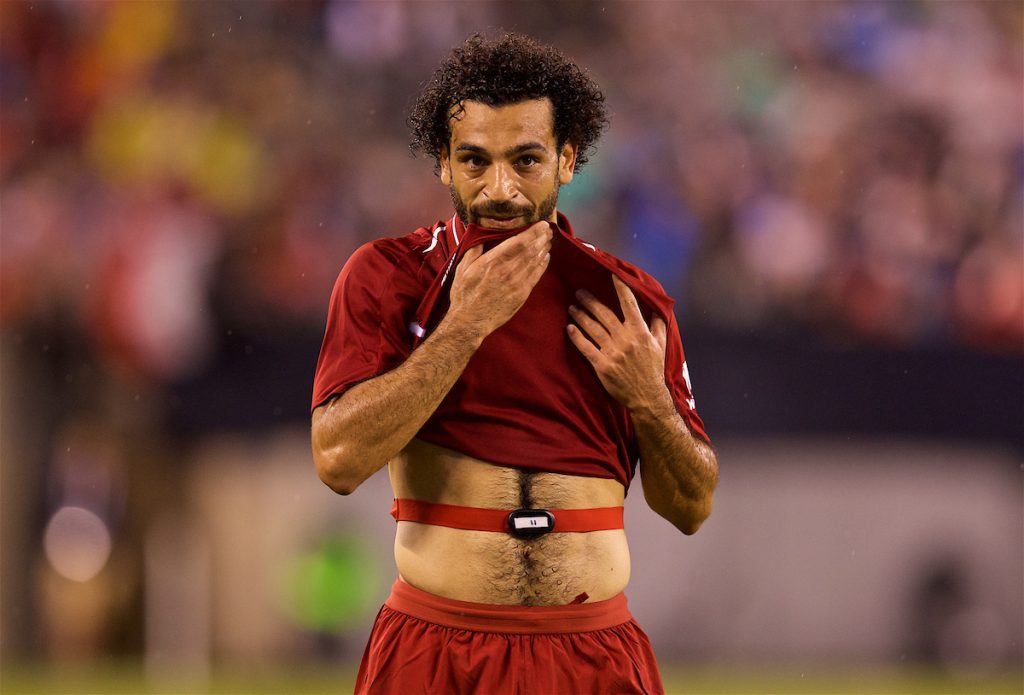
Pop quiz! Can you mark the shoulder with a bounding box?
[348,224,439,267]
[339,223,444,285]
[582,241,672,300]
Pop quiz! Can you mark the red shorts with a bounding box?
[354,579,664,695]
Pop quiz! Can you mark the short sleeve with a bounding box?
[311,241,416,411]
[663,311,711,443]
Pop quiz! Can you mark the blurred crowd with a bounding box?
[1,0,1021,669]
[2,0,1021,392]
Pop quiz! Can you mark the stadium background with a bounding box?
[1,1,1021,693]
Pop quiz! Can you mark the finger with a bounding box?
[532,232,553,257]
[529,223,553,255]
[494,238,549,292]
[575,289,620,332]
[504,233,550,281]
[455,245,485,279]
[651,316,667,352]
[488,223,551,260]
[521,250,551,285]
[568,303,611,347]
[612,275,644,325]
[511,233,551,273]
[566,324,604,365]
[487,234,528,259]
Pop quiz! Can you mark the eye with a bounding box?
[459,154,486,169]
[517,155,540,167]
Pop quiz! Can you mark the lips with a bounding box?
[478,216,524,229]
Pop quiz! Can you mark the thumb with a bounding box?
[454,244,483,279]
[651,316,667,352]
[460,244,484,265]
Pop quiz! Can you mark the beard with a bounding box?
[450,182,559,229]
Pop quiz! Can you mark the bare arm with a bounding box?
[630,393,718,535]
[312,222,553,494]
[567,276,718,534]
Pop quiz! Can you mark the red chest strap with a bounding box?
[390,498,624,534]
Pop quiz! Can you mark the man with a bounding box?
[311,33,717,695]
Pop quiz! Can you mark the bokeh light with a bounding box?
[42,506,113,583]
[279,535,380,633]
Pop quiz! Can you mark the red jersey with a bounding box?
[311,213,708,490]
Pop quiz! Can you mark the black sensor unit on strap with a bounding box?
[506,509,556,538]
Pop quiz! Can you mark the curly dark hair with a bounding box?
[409,33,608,174]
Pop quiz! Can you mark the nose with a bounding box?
[483,162,518,203]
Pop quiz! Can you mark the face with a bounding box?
[440,98,577,230]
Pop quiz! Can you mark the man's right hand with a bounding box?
[446,221,553,340]
[312,221,552,495]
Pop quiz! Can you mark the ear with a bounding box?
[558,142,577,185]
[439,146,451,185]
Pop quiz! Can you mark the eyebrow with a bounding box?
[454,142,549,158]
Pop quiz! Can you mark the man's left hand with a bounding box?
[567,275,671,414]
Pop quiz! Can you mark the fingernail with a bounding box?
[568,304,578,314]
[575,289,591,300]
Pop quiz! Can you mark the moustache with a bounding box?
[471,202,534,218]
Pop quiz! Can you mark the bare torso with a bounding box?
[389,438,631,606]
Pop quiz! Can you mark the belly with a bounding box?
[389,439,631,606]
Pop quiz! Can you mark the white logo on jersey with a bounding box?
[682,361,696,411]
[422,224,444,254]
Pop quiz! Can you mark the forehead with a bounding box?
[448,98,556,150]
